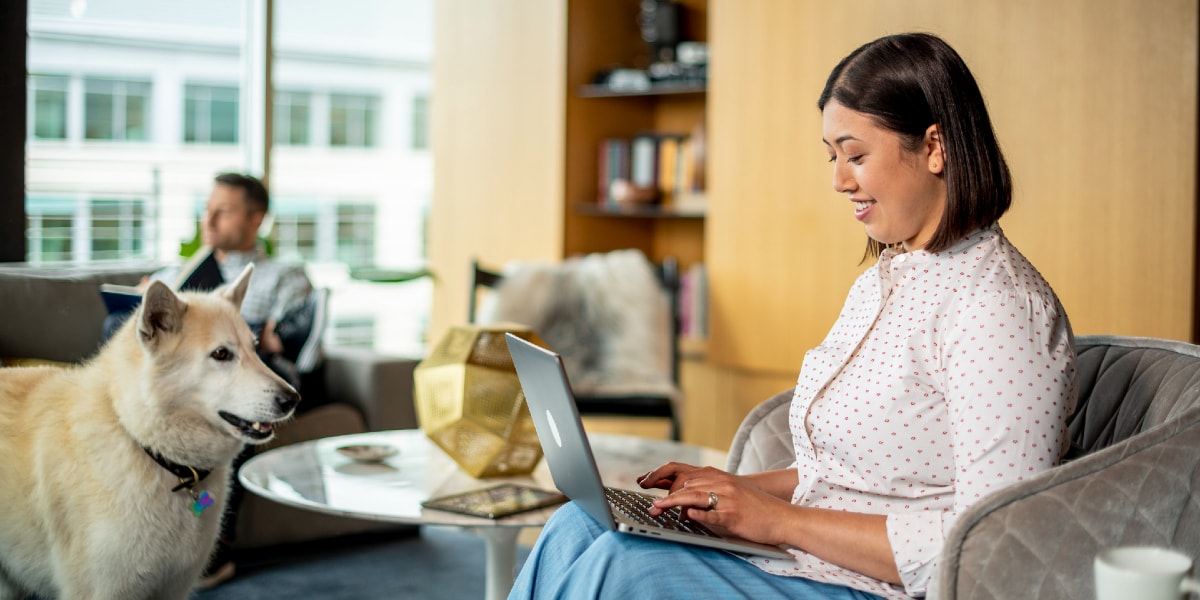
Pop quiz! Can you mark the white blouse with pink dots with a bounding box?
[747,225,1077,599]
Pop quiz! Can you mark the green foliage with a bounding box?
[178,222,274,257]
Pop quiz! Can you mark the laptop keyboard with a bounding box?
[604,487,718,538]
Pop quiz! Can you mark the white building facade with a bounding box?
[26,0,434,356]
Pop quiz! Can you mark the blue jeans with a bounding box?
[510,502,884,599]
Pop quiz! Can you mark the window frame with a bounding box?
[184,83,241,145]
[82,76,152,142]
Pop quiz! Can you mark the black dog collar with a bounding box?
[142,447,212,492]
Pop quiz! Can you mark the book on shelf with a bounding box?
[657,133,676,204]
[630,133,659,190]
[597,138,630,206]
[99,247,224,315]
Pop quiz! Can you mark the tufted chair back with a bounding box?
[1068,335,1200,453]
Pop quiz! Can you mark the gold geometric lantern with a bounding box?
[414,323,546,478]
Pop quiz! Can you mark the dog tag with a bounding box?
[190,491,214,517]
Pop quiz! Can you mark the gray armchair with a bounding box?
[726,335,1200,599]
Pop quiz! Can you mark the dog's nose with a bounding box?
[275,388,301,414]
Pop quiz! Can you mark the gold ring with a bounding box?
[707,491,719,511]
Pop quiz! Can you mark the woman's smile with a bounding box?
[852,199,876,221]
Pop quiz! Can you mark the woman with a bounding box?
[509,32,1076,600]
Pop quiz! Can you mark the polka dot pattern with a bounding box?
[746,226,1078,599]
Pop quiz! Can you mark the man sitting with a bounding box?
[144,173,314,386]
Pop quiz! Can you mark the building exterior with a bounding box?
[26,0,434,356]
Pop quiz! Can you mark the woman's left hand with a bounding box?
[647,471,796,546]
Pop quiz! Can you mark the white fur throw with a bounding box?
[480,249,677,398]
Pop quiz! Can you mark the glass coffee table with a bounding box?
[239,429,726,600]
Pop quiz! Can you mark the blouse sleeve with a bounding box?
[886,288,1077,595]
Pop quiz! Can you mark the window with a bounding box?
[411,93,429,150]
[329,93,378,147]
[25,197,74,263]
[329,315,376,348]
[90,198,150,261]
[184,84,239,144]
[24,196,152,264]
[274,90,310,146]
[29,74,68,140]
[270,200,375,267]
[26,0,434,356]
[336,204,375,267]
[84,78,150,141]
[274,213,319,262]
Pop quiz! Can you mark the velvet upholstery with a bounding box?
[726,335,1200,599]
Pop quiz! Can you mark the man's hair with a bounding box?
[817,32,1011,257]
[214,172,270,215]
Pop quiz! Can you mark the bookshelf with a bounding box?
[562,0,712,440]
[563,0,708,271]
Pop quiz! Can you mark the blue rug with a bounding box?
[194,527,532,599]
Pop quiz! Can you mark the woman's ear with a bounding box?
[925,124,945,175]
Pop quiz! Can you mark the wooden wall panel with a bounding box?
[680,358,797,450]
[429,0,568,341]
[706,0,1198,374]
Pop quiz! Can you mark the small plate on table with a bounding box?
[336,444,399,463]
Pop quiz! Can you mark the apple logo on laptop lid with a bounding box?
[546,410,563,448]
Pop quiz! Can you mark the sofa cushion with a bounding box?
[0,264,156,363]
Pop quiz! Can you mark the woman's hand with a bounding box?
[637,463,796,546]
[637,462,900,583]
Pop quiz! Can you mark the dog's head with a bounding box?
[135,264,300,447]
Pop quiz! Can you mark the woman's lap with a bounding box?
[510,502,881,600]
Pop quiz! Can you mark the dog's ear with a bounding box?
[219,264,254,309]
[138,280,187,344]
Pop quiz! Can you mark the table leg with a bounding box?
[467,526,521,600]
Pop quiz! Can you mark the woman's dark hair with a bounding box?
[817,33,1011,256]
[214,172,270,215]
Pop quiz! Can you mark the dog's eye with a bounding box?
[210,347,233,362]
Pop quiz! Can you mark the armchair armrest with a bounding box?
[319,346,419,432]
[726,388,794,474]
[937,406,1200,600]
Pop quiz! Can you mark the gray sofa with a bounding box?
[726,335,1200,599]
[0,263,421,549]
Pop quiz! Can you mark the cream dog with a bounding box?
[0,265,299,600]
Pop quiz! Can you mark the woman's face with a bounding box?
[821,100,946,252]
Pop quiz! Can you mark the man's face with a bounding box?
[202,184,262,252]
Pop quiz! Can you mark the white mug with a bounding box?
[1094,546,1200,600]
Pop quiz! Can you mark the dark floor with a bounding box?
[193,527,531,599]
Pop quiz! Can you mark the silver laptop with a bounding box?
[505,333,792,559]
